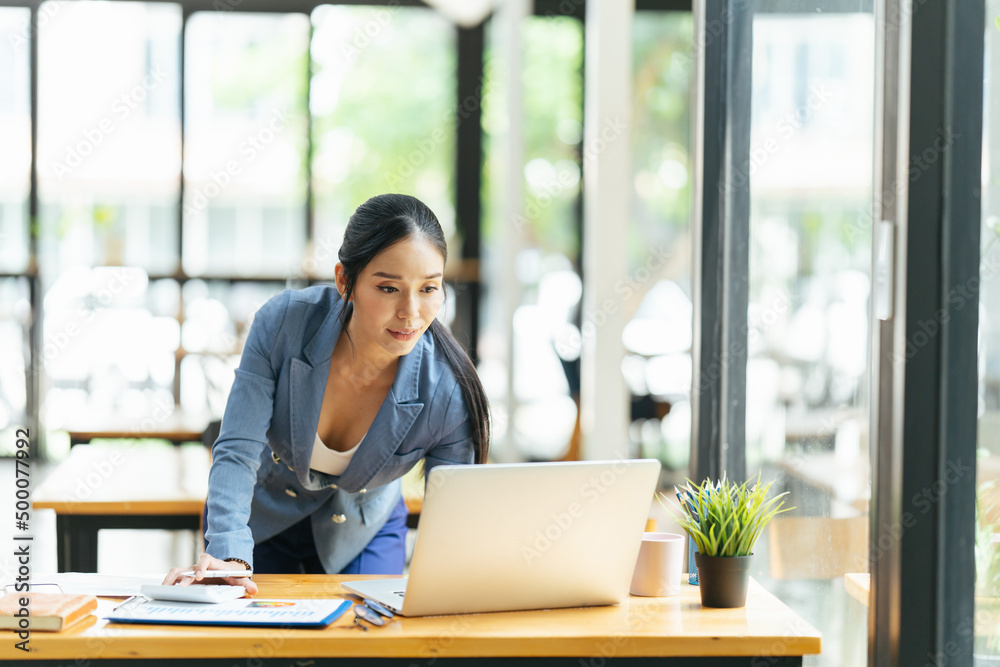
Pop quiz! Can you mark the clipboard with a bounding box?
[107,596,352,628]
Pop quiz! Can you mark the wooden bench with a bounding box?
[33,443,209,572]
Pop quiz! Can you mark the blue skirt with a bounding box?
[250,494,410,575]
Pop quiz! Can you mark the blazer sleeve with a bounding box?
[204,291,290,566]
[423,382,475,492]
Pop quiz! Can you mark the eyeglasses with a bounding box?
[351,598,395,631]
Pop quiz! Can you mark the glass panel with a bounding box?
[36,1,184,442]
[481,15,583,461]
[976,1,1000,658]
[0,278,30,456]
[627,11,694,476]
[41,268,181,429]
[746,9,875,667]
[183,12,309,278]
[479,11,694,465]
[37,1,181,276]
[310,5,456,279]
[179,279,284,415]
[0,8,31,274]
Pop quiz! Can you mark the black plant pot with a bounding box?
[694,552,753,608]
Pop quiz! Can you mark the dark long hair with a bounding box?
[338,193,490,465]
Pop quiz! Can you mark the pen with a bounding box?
[178,569,254,578]
[114,595,148,611]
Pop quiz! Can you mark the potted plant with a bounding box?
[667,472,791,608]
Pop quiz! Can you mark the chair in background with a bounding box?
[768,515,869,580]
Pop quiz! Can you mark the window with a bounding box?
[746,10,875,667]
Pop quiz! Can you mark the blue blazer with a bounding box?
[204,285,473,573]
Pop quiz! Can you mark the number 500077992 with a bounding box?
[14,428,30,533]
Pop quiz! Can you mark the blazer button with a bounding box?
[271,451,281,464]
[331,514,347,524]
[330,484,338,490]
[285,488,298,498]
[359,488,367,494]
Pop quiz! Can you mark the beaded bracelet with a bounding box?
[225,558,251,571]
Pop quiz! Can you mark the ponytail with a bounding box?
[429,320,490,464]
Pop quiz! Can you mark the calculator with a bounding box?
[139,584,247,604]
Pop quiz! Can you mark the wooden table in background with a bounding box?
[844,573,870,606]
[32,443,209,572]
[62,410,211,447]
[773,452,870,514]
[33,444,428,570]
[3,574,821,665]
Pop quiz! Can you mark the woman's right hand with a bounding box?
[162,552,259,595]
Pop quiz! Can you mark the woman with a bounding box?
[164,194,490,594]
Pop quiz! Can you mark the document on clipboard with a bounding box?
[107,596,352,628]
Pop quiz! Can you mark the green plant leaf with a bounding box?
[664,471,793,557]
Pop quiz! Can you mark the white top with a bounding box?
[310,431,364,476]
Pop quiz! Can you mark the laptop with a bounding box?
[341,458,661,616]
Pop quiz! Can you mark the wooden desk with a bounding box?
[32,444,209,572]
[62,410,211,446]
[3,574,821,665]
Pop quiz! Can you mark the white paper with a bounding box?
[108,597,351,627]
[5,573,163,597]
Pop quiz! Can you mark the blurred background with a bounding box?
[0,1,998,665]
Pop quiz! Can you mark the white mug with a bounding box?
[629,532,685,597]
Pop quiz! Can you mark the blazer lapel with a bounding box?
[288,296,345,485]
[286,295,428,493]
[289,357,330,484]
[336,340,425,491]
